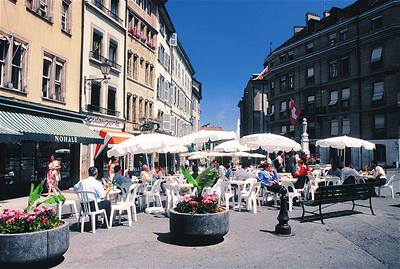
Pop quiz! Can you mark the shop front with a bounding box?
[0,107,102,199]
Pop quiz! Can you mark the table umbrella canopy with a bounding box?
[157,145,188,154]
[240,133,301,152]
[232,151,252,157]
[179,130,236,145]
[107,133,178,157]
[207,151,231,157]
[214,139,250,152]
[316,136,375,150]
[188,154,209,160]
[249,153,266,158]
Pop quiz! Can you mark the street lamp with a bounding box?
[84,59,111,87]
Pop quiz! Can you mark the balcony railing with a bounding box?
[89,51,122,72]
[86,104,121,117]
[92,0,123,24]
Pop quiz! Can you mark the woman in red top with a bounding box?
[293,160,309,189]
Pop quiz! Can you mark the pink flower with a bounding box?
[26,214,36,222]
[41,216,48,224]
[6,217,15,225]
[189,200,199,206]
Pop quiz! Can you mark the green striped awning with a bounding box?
[0,125,22,144]
[0,111,103,144]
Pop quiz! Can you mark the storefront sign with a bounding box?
[84,115,124,129]
[55,135,78,143]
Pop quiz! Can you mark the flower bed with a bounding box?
[176,194,222,214]
[0,206,61,234]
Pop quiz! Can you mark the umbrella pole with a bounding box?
[145,153,149,168]
[344,148,346,166]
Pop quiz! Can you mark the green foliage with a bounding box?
[25,179,65,213]
[181,166,219,199]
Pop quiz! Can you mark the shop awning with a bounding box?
[0,125,22,144]
[0,111,103,144]
[94,129,134,159]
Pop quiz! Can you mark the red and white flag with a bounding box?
[254,65,269,80]
[289,99,301,125]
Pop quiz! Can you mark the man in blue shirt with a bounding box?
[258,163,283,193]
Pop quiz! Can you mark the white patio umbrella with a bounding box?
[214,139,250,152]
[249,153,266,158]
[316,135,375,165]
[232,151,252,157]
[157,145,188,173]
[188,154,209,160]
[179,130,236,146]
[240,133,301,152]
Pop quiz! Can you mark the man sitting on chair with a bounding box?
[258,163,283,193]
[370,160,386,186]
[74,167,111,224]
[112,164,132,197]
[341,162,358,184]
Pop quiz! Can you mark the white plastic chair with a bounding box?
[144,179,163,208]
[377,174,396,198]
[237,178,257,212]
[165,184,181,216]
[76,191,109,233]
[281,181,301,212]
[220,181,235,210]
[239,182,262,213]
[117,183,139,222]
[55,188,78,220]
[325,176,342,186]
[110,203,132,228]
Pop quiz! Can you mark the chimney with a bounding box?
[294,26,305,34]
[323,11,330,18]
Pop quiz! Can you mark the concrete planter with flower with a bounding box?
[169,167,229,243]
[0,180,68,264]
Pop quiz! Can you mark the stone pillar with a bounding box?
[301,118,310,157]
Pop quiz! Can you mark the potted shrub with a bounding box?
[169,167,229,243]
[0,180,69,264]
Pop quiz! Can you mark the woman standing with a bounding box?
[46,154,61,197]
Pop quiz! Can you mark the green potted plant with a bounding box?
[169,166,229,243]
[0,180,69,264]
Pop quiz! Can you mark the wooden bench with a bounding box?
[300,183,375,224]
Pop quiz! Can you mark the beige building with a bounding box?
[191,78,202,133]
[0,0,102,198]
[124,0,157,134]
[81,0,127,176]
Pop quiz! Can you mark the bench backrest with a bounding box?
[314,183,375,203]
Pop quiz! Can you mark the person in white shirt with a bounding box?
[341,162,358,184]
[370,160,386,186]
[234,163,252,181]
[74,167,111,221]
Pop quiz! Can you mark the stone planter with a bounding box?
[169,209,229,242]
[0,221,69,264]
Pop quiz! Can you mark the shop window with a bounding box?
[42,53,65,102]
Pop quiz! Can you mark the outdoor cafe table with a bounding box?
[106,188,121,202]
[228,180,249,208]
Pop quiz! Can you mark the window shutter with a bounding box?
[163,113,170,131]
[48,0,54,21]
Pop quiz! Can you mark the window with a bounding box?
[107,86,116,115]
[0,38,6,87]
[132,96,137,121]
[329,61,337,79]
[149,65,154,87]
[306,42,314,53]
[280,54,286,64]
[90,82,100,111]
[372,82,384,101]
[110,0,119,20]
[92,30,103,60]
[341,88,350,108]
[307,67,314,78]
[328,90,338,106]
[288,51,294,61]
[374,115,385,129]
[146,0,152,15]
[144,101,148,118]
[307,95,315,104]
[339,29,348,41]
[329,33,336,46]
[280,125,287,134]
[342,118,350,135]
[61,0,71,34]
[370,47,382,63]
[371,16,383,31]
[149,102,153,118]
[145,62,149,85]
[127,52,132,77]
[41,54,65,102]
[280,101,286,112]
[126,94,131,120]
[288,74,294,89]
[26,0,53,21]
[133,54,138,79]
[11,42,26,91]
[108,40,117,67]
[280,76,286,90]
[340,57,349,77]
[330,120,339,136]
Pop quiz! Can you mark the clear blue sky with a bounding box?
[167,0,355,131]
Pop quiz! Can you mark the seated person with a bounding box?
[258,163,283,193]
[224,163,233,179]
[293,160,309,189]
[112,164,132,196]
[341,162,358,184]
[234,163,252,181]
[74,167,111,222]
[140,164,152,184]
[327,162,341,177]
[370,160,386,186]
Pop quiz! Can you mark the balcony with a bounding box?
[89,51,121,72]
[92,0,123,24]
[86,104,120,117]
